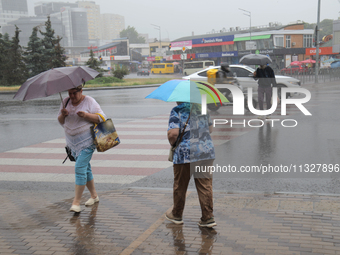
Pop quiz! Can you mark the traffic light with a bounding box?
[169,44,171,50]
[190,56,193,61]
[98,56,102,61]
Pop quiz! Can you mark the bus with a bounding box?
[151,63,174,74]
[183,60,215,75]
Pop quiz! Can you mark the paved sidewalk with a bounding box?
[1,188,340,255]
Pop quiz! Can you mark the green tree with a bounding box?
[86,49,105,77]
[120,26,146,43]
[304,19,333,43]
[52,36,67,68]
[0,33,10,82]
[0,26,28,85]
[40,16,66,69]
[24,26,45,77]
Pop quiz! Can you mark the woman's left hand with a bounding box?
[77,111,86,118]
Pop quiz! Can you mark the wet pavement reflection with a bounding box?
[166,223,217,254]
[2,188,340,254]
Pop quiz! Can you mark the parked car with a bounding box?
[280,65,308,75]
[137,69,150,76]
[182,64,301,99]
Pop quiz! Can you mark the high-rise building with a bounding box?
[50,7,88,47]
[0,0,29,33]
[34,1,77,16]
[77,1,100,40]
[100,13,125,40]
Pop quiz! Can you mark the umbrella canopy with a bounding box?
[331,61,340,69]
[145,79,229,105]
[322,58,336,63]
[239,54,272,65]
[13,66,99,101]
[301,59,316,64]
[290,61,302,66]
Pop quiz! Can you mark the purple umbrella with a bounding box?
[13,66,99,102]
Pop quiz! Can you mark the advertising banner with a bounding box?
[305,46,338,55]
[196,51,238,58]
[192,35,234,47]
[170,40,192,51]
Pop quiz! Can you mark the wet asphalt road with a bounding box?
[1,80,340,194]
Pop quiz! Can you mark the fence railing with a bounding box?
[277,67,340,84]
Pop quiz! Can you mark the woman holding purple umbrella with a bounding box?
[58,85,106,213]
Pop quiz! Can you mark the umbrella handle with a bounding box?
[59,92,64,108]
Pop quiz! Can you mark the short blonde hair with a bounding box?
[68,85,82,92]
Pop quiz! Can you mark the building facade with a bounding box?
[51,7,89,47]
[2,16,63,47]
[77,1,100,40]
[34,1,77,16]
[0,0,28,33]
[168,23,315,70]
[100,13,124,41]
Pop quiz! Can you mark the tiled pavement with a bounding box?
[1,188,340,255]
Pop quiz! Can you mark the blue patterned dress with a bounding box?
[168,103,215,164]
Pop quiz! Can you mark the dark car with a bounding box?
[137,69,150,76]
[280,65,308,75]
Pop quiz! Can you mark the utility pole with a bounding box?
[239,8,252,50]
[151,24,161,58]
[315,0,321,83]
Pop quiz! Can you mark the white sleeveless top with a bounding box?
[58,96,106,157]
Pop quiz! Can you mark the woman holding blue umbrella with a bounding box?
[166,101,216,228]
[146,79,228,227]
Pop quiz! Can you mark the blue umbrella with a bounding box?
[331,61,340,69]
[145,79,229,105]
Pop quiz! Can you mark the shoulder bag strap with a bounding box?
[173,111,191,149]
[65,98,70,108]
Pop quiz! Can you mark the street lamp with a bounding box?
[239,8,252,48]
[315,0,321,83]
[151,24,161,57]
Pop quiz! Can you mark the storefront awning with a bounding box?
[234,35,271,42]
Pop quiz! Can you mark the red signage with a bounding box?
[88,46,98,50]
[305,47,338,55]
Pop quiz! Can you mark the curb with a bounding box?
[0,84,163,95]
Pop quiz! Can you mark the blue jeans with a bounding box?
[73,145,96,186]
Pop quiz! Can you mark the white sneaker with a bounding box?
[70,205,81,213]
[85,196,99,206]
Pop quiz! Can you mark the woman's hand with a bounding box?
[61,108,69,117]
[77,111,101,123]
[77,111,86,118]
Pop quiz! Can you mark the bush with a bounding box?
[112,65,129,79]
[86,76,123,84]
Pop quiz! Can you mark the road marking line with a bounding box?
[5,148,170,155]
[0,158,172,168]
[0,172,145,184]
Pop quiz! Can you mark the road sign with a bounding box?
[182,47,186,52]
[181,54,187,60]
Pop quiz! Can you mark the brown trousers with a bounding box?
[172,159,214,221]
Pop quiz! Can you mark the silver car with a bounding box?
[183,64,301,100]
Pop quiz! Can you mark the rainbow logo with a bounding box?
[195,81,224,106]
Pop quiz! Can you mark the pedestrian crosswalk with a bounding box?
[0,104,304,184]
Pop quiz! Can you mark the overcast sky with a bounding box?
[27,0,340,41]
